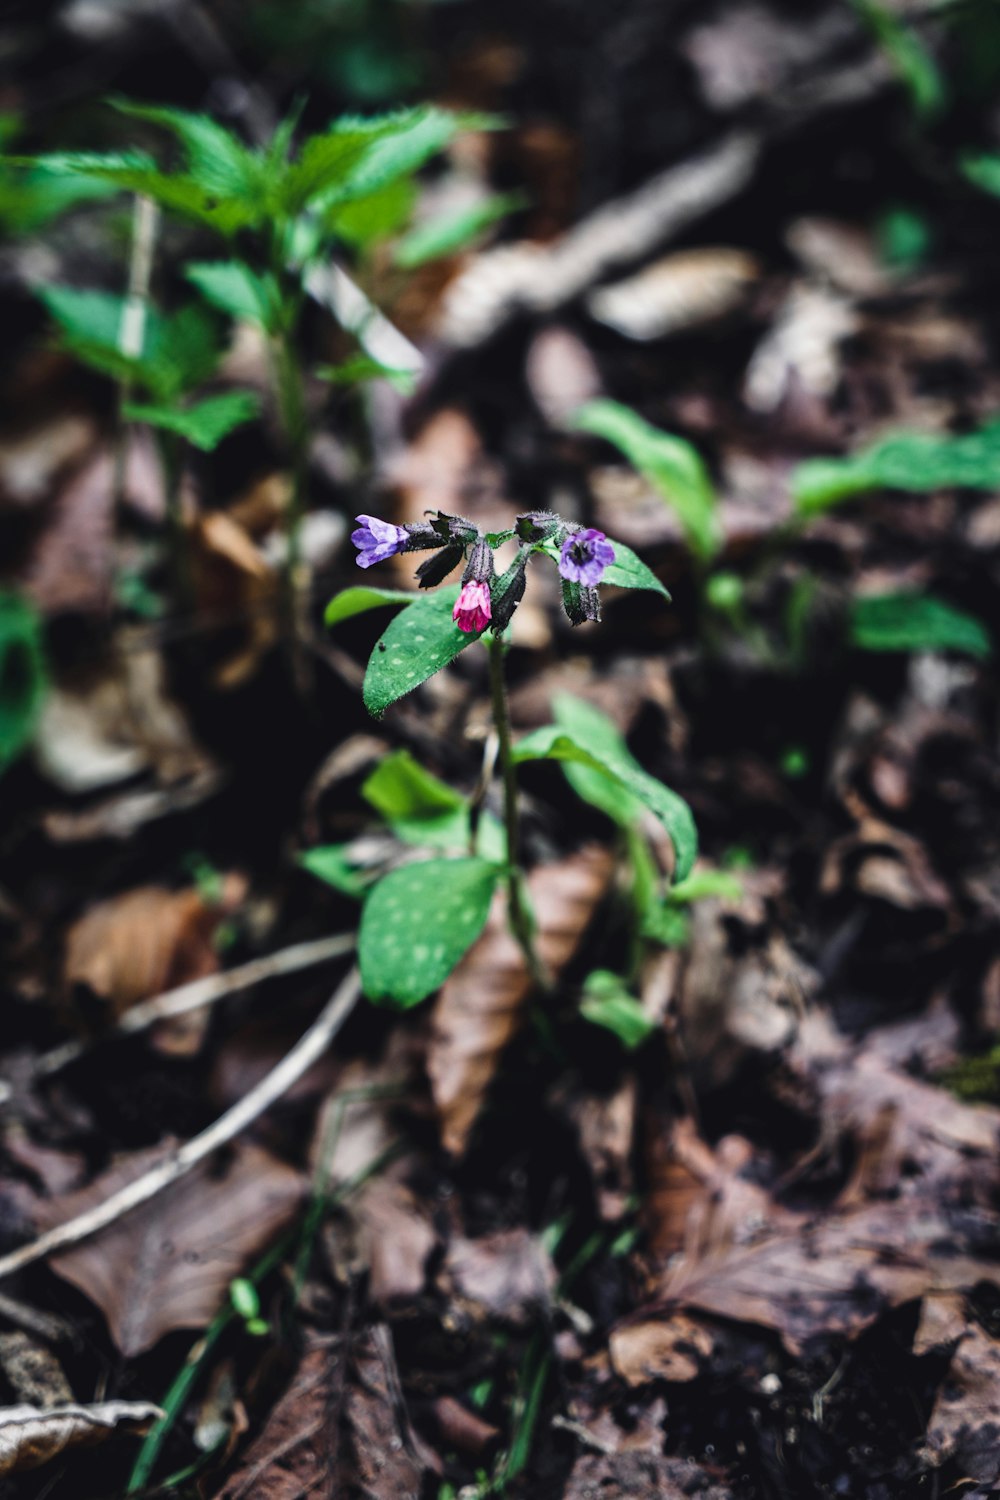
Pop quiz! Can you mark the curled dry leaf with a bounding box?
[219,1328,434,1500]
[0,1400,163,1477]
[34,1140,303,1356]
[428,846,614,1155]
[587,248,759,342]
[64,878,245,1042]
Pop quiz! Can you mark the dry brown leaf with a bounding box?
[525,324,602,427]
[219,1327,434,1500]
[447,1227,556,1325]
[923,1320,1000,1485]
[0,413,95,510]
[565,1446,734,1500]
[609,1313,714,1386]
[0,1400,162,1477]
[34,1141,303,1355]
[428,847,614,1155]
[565,1075,637,1222]
[0,1332,72,1407]
[188,511,279,688]
[64,878,244,1037]
[587,248,759,341]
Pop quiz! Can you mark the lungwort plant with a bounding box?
[317,507,699,1009]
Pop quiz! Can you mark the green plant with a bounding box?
[0,593,47,774]
[17,99,500,644]
[309,506,696,1008]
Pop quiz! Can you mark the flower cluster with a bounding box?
[350,509,617,634]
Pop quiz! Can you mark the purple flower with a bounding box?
[453,580,492,633]
[351,514,409,569]
[558,528,615,586]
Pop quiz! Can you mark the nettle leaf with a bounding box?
[363,586,483,717]
[0,592,46,771]
[185,261,282,333]
[359,857,499,1006]
[123,391,259,451]
[325,585,415,628]
[337,107,497,203]
[110,100,264,204]
[850,594,992,660]
[280,116,411,213]
[572,399,721,561]
[326,176,416,250]
[580,972,657,1051]
[514,719,697,882]
[394,191,525,269]
[26,152,257,234]
[299,844,371,899]
[792,421,1000,514]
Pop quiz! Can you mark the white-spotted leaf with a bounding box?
[362,587,483,717]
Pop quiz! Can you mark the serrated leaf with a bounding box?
[0,592,46,771]
[327,176,416,250]
[324,585,415,627]
[123,391,259,451]
[513,721,697,882]
[573,399,720,561]
[792,421,1000,514]
[299,845,370,899]
[580,971,657,1050]
[850,593,991,660]
[394,191,524,269]
[185,261,282,332]
[337,107,496,203]
[110,99,264,202]
[363,587,482,717]
[28,153,257,234]
[359,857,499,1006]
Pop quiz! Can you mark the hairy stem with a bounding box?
[487,634,551,989]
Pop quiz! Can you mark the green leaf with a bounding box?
[962,151,1000,198]
[602,541,671,599]
[324,585,415,628]
[317,356,417,395]
[363,587,482,717]
[338,107,497,203]
[850,0,945,120]
[362,749,468,847]
[0,592,46,771]
[514,714,698,882]
[229,1278,260,1321]
[580,972,657,1050]
[327,176,416,250]
[572,399,720,561]
[25,152,258,234]
[394,191,525,269]
[109,100,264,203]
[792,421,1000,514]
[185,261,281,333]
[359,857,499,1006]
[123,391,259,451]
[850,593,991,659]
[552,695,643,825]
[668,870,744,904]
[280,116,413,213]
[299,845,370,899]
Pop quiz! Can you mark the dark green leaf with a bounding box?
[123,391,259,451]
[109,100,264,202]
[962,151,1000,198]
[324,585,414,628]
[317,355,416,394]
[359,857,499,1006]
[326,176,415,250]
[850,0,945,120]
[0,592,46,771]
[362,587,482,717]
[572,399,720,561]
[850,593,991,659]
[792,421,1000,514]
[602,541,671,599]
[185,261,281,333]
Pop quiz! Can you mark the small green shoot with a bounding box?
[0,593,47,774]
[580,971,657,1050]
[792,420,1000,514]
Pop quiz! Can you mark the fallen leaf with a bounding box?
[923,1321,1000,1485]
[219,1327,434,1500]
[564,1074,637,1222]
[0,1400,162,1476]
[0,1332,72,1407]
[525,325,602,427]
[64,878,244,1035]
[446,1227,556,1325]
[34,1141,303,1355]
[188,511,279,689]
[565,1447,734,1500]
[609,1313,714,1385]
[428,847,614,1154]
[587,248,759,341]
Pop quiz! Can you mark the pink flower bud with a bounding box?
[452,579,492,633]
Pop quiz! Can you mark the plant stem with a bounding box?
[487,635,551,989]
[272,307,311,691]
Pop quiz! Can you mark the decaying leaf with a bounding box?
[922,1319,1000,1485]
[428,846,614,1155]
[188,510,279,688]
[0,1399,163,1476]
[609,1312,714,1386]
[218,1327,434,1500]
[63,877,245,1039]
[0,1332,72,1408]
[34,1141,303,1355]
[446,1227,556,1326]
[587,248,759,342]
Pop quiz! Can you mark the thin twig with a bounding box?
[23,932,356,1085]
[0,968,361,1285]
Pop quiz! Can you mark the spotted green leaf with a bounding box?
[359,857,499,1006]
[363,586,482,717]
